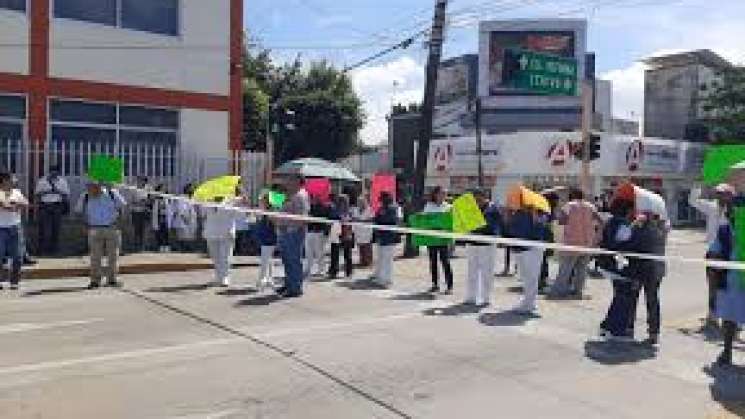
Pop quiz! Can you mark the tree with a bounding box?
[242,78,269,151]
[272,61,365,164]
[701,66,745,142]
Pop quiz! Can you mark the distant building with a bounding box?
[612,118,640,136]
[643,49,731,141]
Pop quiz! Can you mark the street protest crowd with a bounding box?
[0,163,744,369]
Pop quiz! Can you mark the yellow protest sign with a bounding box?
[452,193,487,233]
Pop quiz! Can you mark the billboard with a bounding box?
[487,31,575,96]
[436,61,469,105]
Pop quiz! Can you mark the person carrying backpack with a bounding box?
[76,182,126,289]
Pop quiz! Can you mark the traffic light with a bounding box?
[589,134,601,161]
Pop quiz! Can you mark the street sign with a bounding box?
[502,49,578,96]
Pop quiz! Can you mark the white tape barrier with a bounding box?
[118,185,745,272]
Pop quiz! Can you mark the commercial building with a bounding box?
[0,0,243,181]
[643,49,731,141]
[425,132,706,225]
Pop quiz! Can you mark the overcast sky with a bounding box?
[245,0,745,145]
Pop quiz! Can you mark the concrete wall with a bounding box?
[0,8,29,75]
[594,79,612,131]
[644,65,698,139]
[181,108,229,178]
[50,0,230,95]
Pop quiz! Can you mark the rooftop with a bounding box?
[643,49,732,70]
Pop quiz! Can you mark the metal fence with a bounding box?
[0,138,267,201]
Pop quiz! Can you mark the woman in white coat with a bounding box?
[171,184,198,252]
[352,195,374,267]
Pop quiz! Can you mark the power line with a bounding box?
[342,29,429,73]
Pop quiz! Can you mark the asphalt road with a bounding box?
[1,230,744,419]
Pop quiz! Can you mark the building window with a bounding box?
[121,0,179,36]
[51,99,117,125]
[0,94,26,120]
[54,0,117,26]
[0,0,25,12]
[53,0,179,36]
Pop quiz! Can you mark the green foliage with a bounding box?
[242,47,365,161]
[701,67,745,142]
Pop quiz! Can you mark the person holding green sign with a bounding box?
[424,186,454,294]
[707,164,745,367]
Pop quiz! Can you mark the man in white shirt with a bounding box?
[35,165,70,255]
[689,183,735,325]
[0,171,28,290]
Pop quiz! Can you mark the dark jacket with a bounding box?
[596,215,633,276]
[508,209,550,251]
[373,204,401,246]
[624,219,667,281]
[470,203,503,246]
[308,202,331,234]
[253,216,277,246]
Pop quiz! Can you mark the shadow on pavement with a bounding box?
[145,283,213,293]
[478,311,539,327]
[235,294,283,306]
[22,285,90,297]
[704,364,745,416]
[216,288,258,296]
[389,291,437,301]
[335,279,388,291]
[423,303,483,317]
[583,340,657,365]
[506,286,523,294]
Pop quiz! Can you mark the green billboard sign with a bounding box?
[503,49,578,96]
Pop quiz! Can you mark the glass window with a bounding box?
[54,0,116,26]
[0,95,25,119]
[121,0,179,36]
[120,129,177,145]
[51,126,116,143]
[51,99,117,125]
[0,0,25,12]
[0,122,22,139]
[120,105,179,129]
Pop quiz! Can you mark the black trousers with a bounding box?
[155,222,169,248]
[131,211,150,251]
[329,241,353,277]
[38,202,65,254]
[629,277,661,336]
[428,246,453,290]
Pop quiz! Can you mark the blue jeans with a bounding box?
[279,229,305,295]
[601,280,636,336]
[0,226,21,285]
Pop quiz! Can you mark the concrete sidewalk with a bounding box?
[21,253,259,280]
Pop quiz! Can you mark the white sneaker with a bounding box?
[220,277,231,287]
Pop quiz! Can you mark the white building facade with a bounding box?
[0,0,243,181]
[425,132,707,225]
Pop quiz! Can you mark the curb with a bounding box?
[21,262,260,280]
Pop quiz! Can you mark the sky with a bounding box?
[245,0,745,145]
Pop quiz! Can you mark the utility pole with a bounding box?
[475,97,484,188]
[580,80,594,196]
[265,115,274,187]
[413,0,448,210]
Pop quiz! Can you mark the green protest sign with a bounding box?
[408,212,453,247]
[262,189,286,209]
[702,145,745,186]
[88,155,123,183]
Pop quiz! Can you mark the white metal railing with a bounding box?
[0,138,267,202]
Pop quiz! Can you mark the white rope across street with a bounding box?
[118,185,745,272]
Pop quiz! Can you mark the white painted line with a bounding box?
[0,319,104,335]
[169,409,241,419]
[0,338,242,376]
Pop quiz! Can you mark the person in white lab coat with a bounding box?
[202,196,245,287]
[171,184,198,252]
[352,195,374,267]
[689,183,734,326]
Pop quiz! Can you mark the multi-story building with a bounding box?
[643,49,731,141]
[0,0,243,180]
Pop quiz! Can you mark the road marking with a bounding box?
[0,338,242,376]
[0,319,104,335]
[169,409,241,419]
